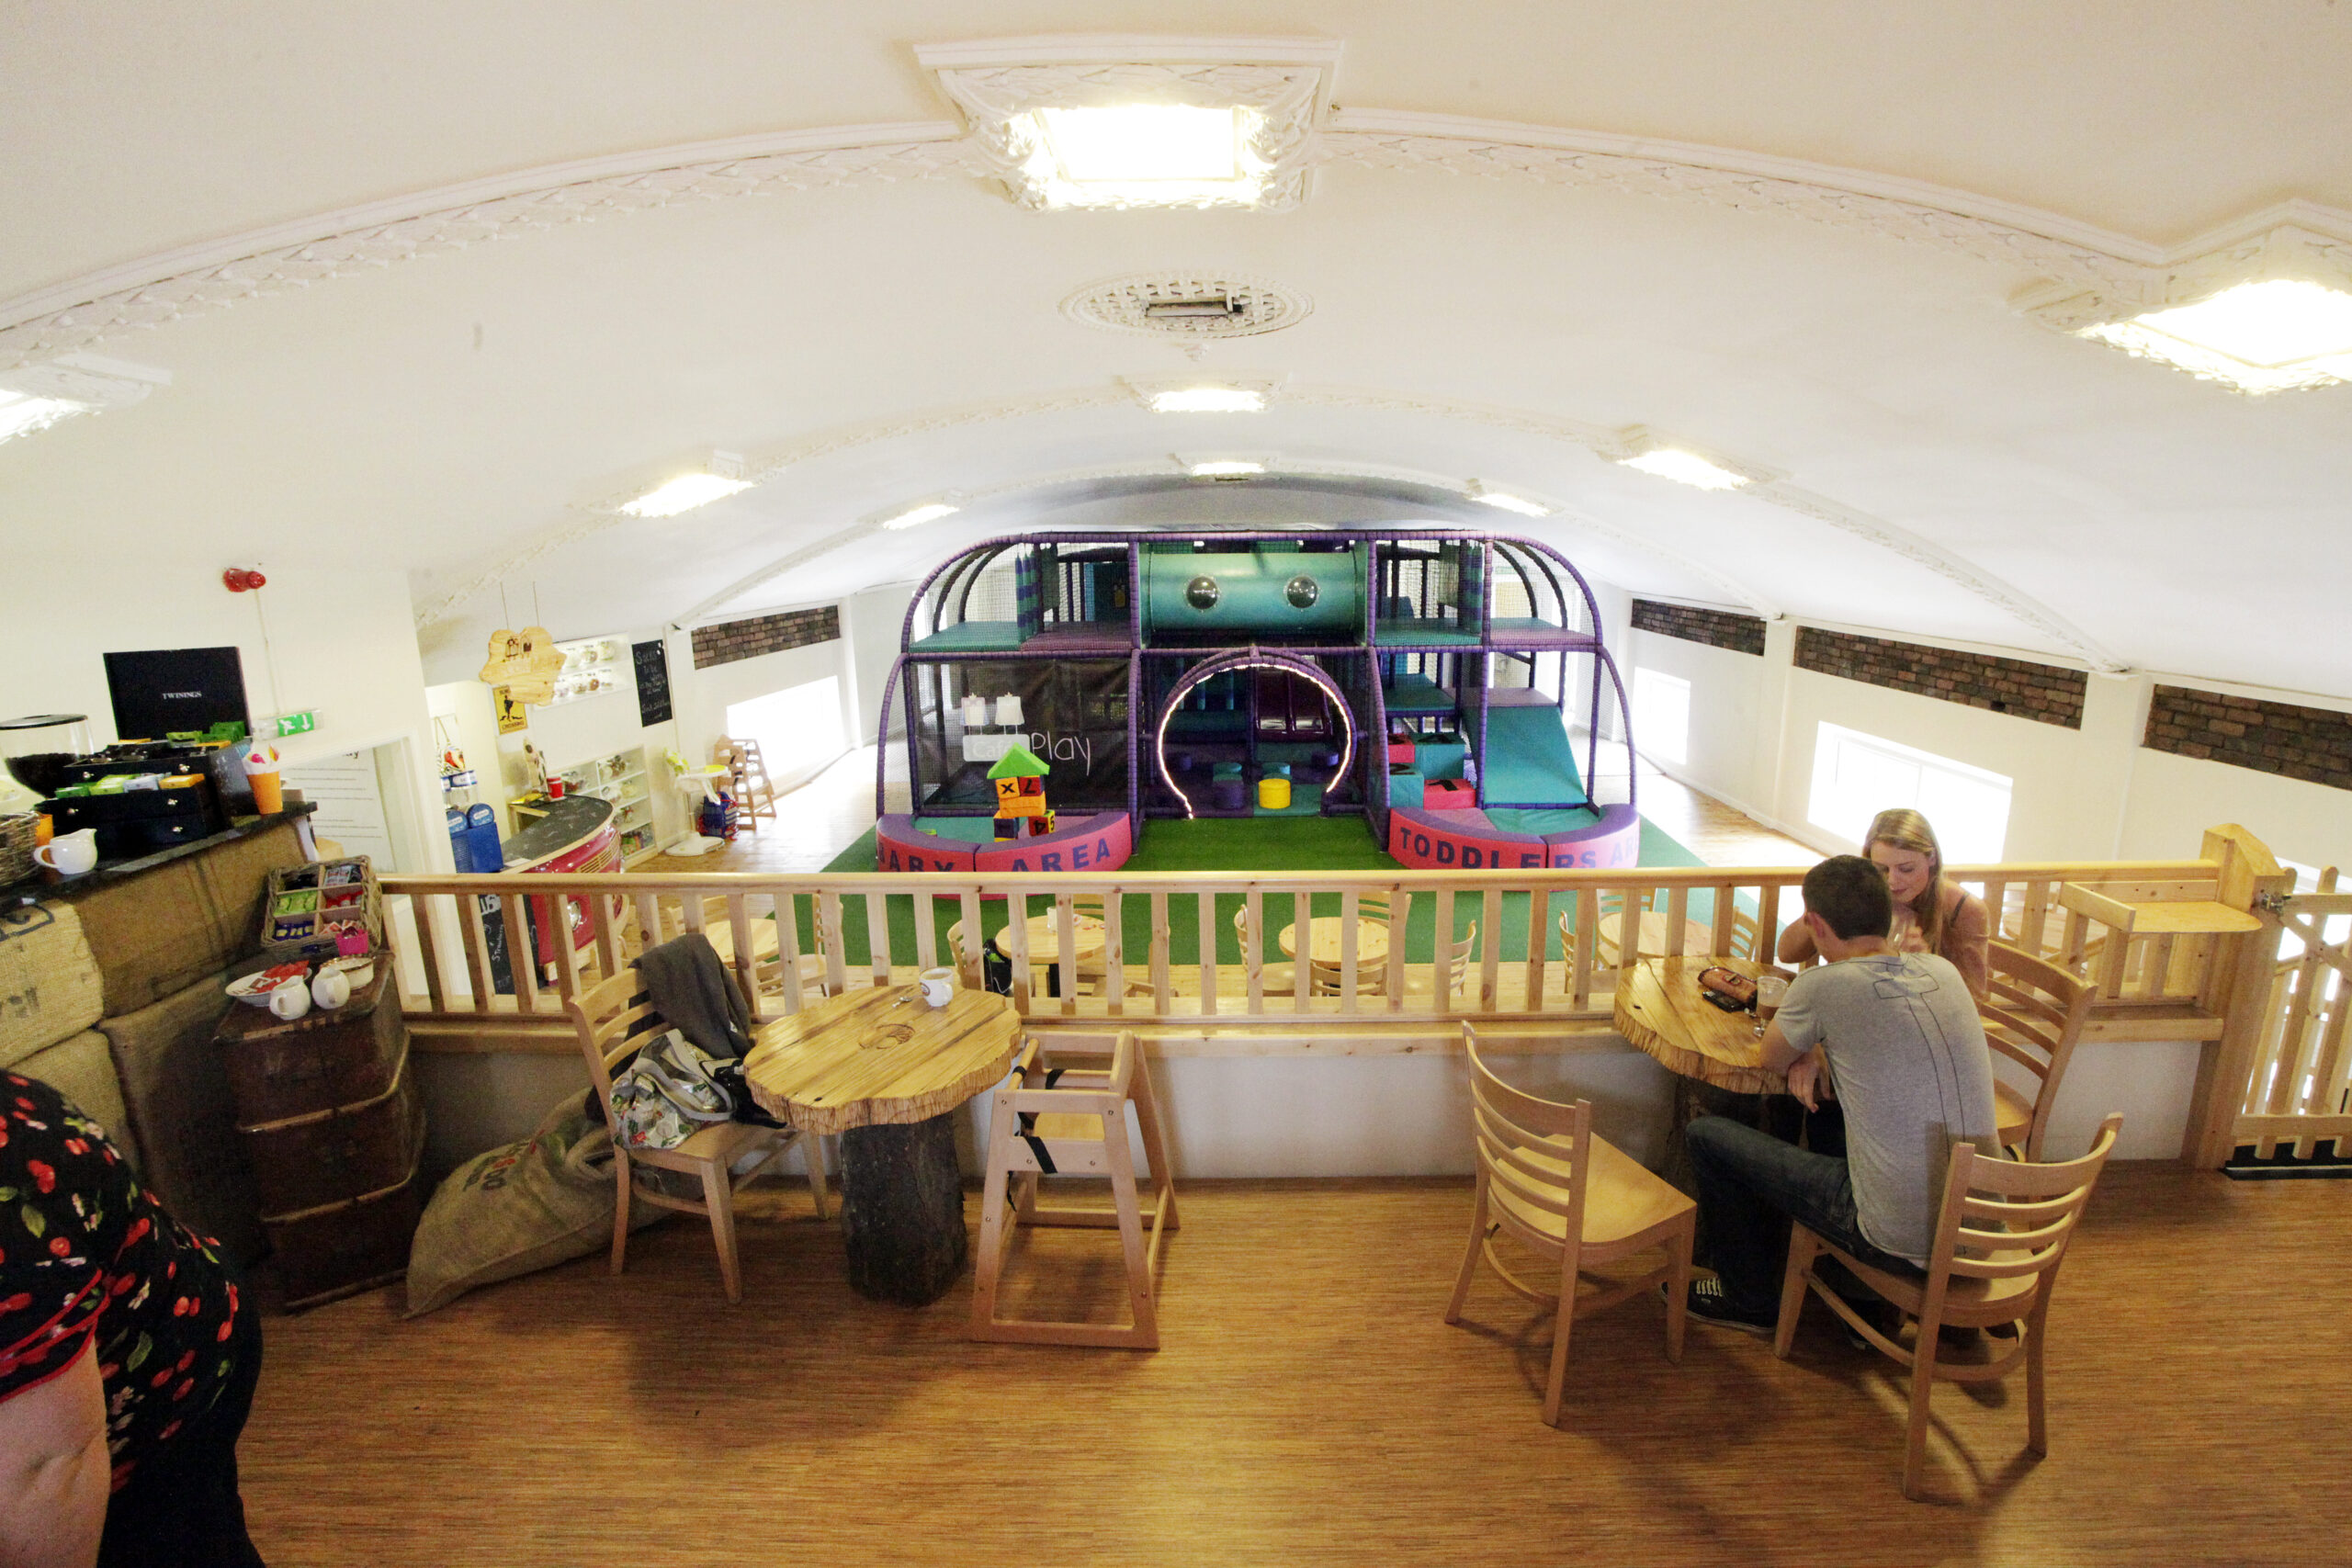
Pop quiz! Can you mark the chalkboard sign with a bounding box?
[632,639,672,727]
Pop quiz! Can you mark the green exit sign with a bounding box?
[268,710,317,737]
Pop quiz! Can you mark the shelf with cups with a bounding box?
[540,637,628,707]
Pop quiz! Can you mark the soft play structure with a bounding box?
[871,529,1639,874]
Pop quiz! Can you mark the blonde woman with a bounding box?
[1777,808,1989,1000]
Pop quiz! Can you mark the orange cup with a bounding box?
[249,771,284,815]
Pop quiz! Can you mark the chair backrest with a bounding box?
[568,968,666,1134]
[1726,904,1762,962]
[1462,1022,1591,1248]
[1980,941,2096,1160]
[1925,1112,2120,1300]
[1007,1029,1136,1106]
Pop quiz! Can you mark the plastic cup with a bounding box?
[1756,974,1790,1028]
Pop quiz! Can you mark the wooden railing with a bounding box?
[380,854,2231,1049]
[2234,881,2352,1158]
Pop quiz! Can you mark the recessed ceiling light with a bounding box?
[0,389,91,446]
[620,453,752,517]
[1618,448,1753,491]
[1468,484,1550,517]
[1019,105,1269,209]
[1187,459,1265,478]
[2080,278,2352,393]
[1150,386,1265,413]
[880,502,959,531]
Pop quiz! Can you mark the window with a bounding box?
[1806,721,2012,863]
[726,677,844,783]
[1632,668,1690,766]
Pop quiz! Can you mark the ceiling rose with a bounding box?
[1063,272,1311,340]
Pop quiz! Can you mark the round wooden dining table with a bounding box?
[1275,917,1392,968]
[1611,956,1788,1095]
[743,984,1022,1304]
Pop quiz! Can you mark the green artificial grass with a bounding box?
[798,809,1724,975]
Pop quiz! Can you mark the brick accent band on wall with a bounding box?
[690,606,841,670]
[1630,599,1768,656]
[1794,626,2086,729]
[2143,685,2352,790]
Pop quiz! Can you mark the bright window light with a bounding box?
[2081,279,2352,393]
[1471,487,1550,517]
[1023,106,1269,209]
[1619,448,1752,491]
[621,472,752,518]
[1187,459,1264,478]
[0,389,92,446]
[1632,668,1691,767]
[1806,721,2013,863]
[1149,386,1265,413]
[880,502,958,531]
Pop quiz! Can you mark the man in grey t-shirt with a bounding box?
[1679,854,1998,1332]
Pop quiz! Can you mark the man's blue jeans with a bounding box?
[1686,1114,1920,1317]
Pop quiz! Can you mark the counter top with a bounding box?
[2,804,316,905]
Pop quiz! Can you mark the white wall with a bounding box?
[668,622,854,794]
[2122,745,2352,874]
[0,564,453,873]
[845,582,916,744]
[1628,626,1771,811]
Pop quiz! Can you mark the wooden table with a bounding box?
[742,986,1022,1304]
[993,911,1107,997]
[1599,910,1716,964]
[1613,956,1786,1096]
[1276,917,1392,968]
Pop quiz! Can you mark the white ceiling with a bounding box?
[5,3,2350,694]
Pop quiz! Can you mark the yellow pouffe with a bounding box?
[1258,775,1292,810]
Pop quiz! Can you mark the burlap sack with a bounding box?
[0,901,106,1070]
[403,1095,659,1317]
[8,1030,133,1159]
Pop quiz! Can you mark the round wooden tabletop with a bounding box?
[1277,918,1393,966]
[1612,956,1789,1096]
[1600,910,1715,961]
[991,911,1107,963]
[741,985,1021,1136]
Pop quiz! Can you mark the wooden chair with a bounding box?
[1980,941,2095,1161]
[568,969,829,1304]
[1402,919,1479,1000]
[751,905,832,1003]
[712,737,779,832]
[1445,1024,1695,1426]
[971,1030,1180,1348]
[1304,894,1396,997]
[1772,1113,2122,1498]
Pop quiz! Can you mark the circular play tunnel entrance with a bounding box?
[1153,649,1359,819]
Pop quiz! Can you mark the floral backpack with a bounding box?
[606,1030,737,1150]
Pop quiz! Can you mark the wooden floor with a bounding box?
[242,1165,2350,1566]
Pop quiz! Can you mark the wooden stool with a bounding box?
[970,1031,1179,1348]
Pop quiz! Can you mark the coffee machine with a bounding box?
[0,714,93,815]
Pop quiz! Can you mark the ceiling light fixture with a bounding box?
[1186,459,1266,478]
[1150,386,1265,413]
[2078,278,2352,393]
[620,452,752,518]
[1466,482,1550,517]
[1618,448,1752,491]
[880,502,959,531]
[0,353,172,447]
[1019,106,1270,210]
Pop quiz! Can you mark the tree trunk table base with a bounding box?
[838,1115,968,1305]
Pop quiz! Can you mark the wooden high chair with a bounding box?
[970,1030,1180,1348]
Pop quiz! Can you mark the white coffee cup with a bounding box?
[919,966,957,1008]
[310,967,352,1010]
[33,829,97,875]
[269,981,312,1021]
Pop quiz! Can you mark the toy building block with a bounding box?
[989,743,1053,836]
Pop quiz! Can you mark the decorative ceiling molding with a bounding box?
[914,37,1340,212]
[0,123,978,370]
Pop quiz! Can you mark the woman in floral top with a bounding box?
[0,1074,263,1566]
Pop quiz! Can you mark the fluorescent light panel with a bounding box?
[1150,386,1265,413]
[1187,459,1264,478]
[1472,488,1549,517]
[1022,105,1269,209]
[1619,448,1752,491]
[880,502,958,531]
[620,472,752,517]
[2081,278,2352,392]
[0,389,90,446]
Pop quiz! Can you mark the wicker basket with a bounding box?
[0,814,35,885]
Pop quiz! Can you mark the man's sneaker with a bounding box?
[1669,1277,1776,1337]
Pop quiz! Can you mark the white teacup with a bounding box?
[269,981,312,1021]
[918,966,957,1008]
[34,829,97,875]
